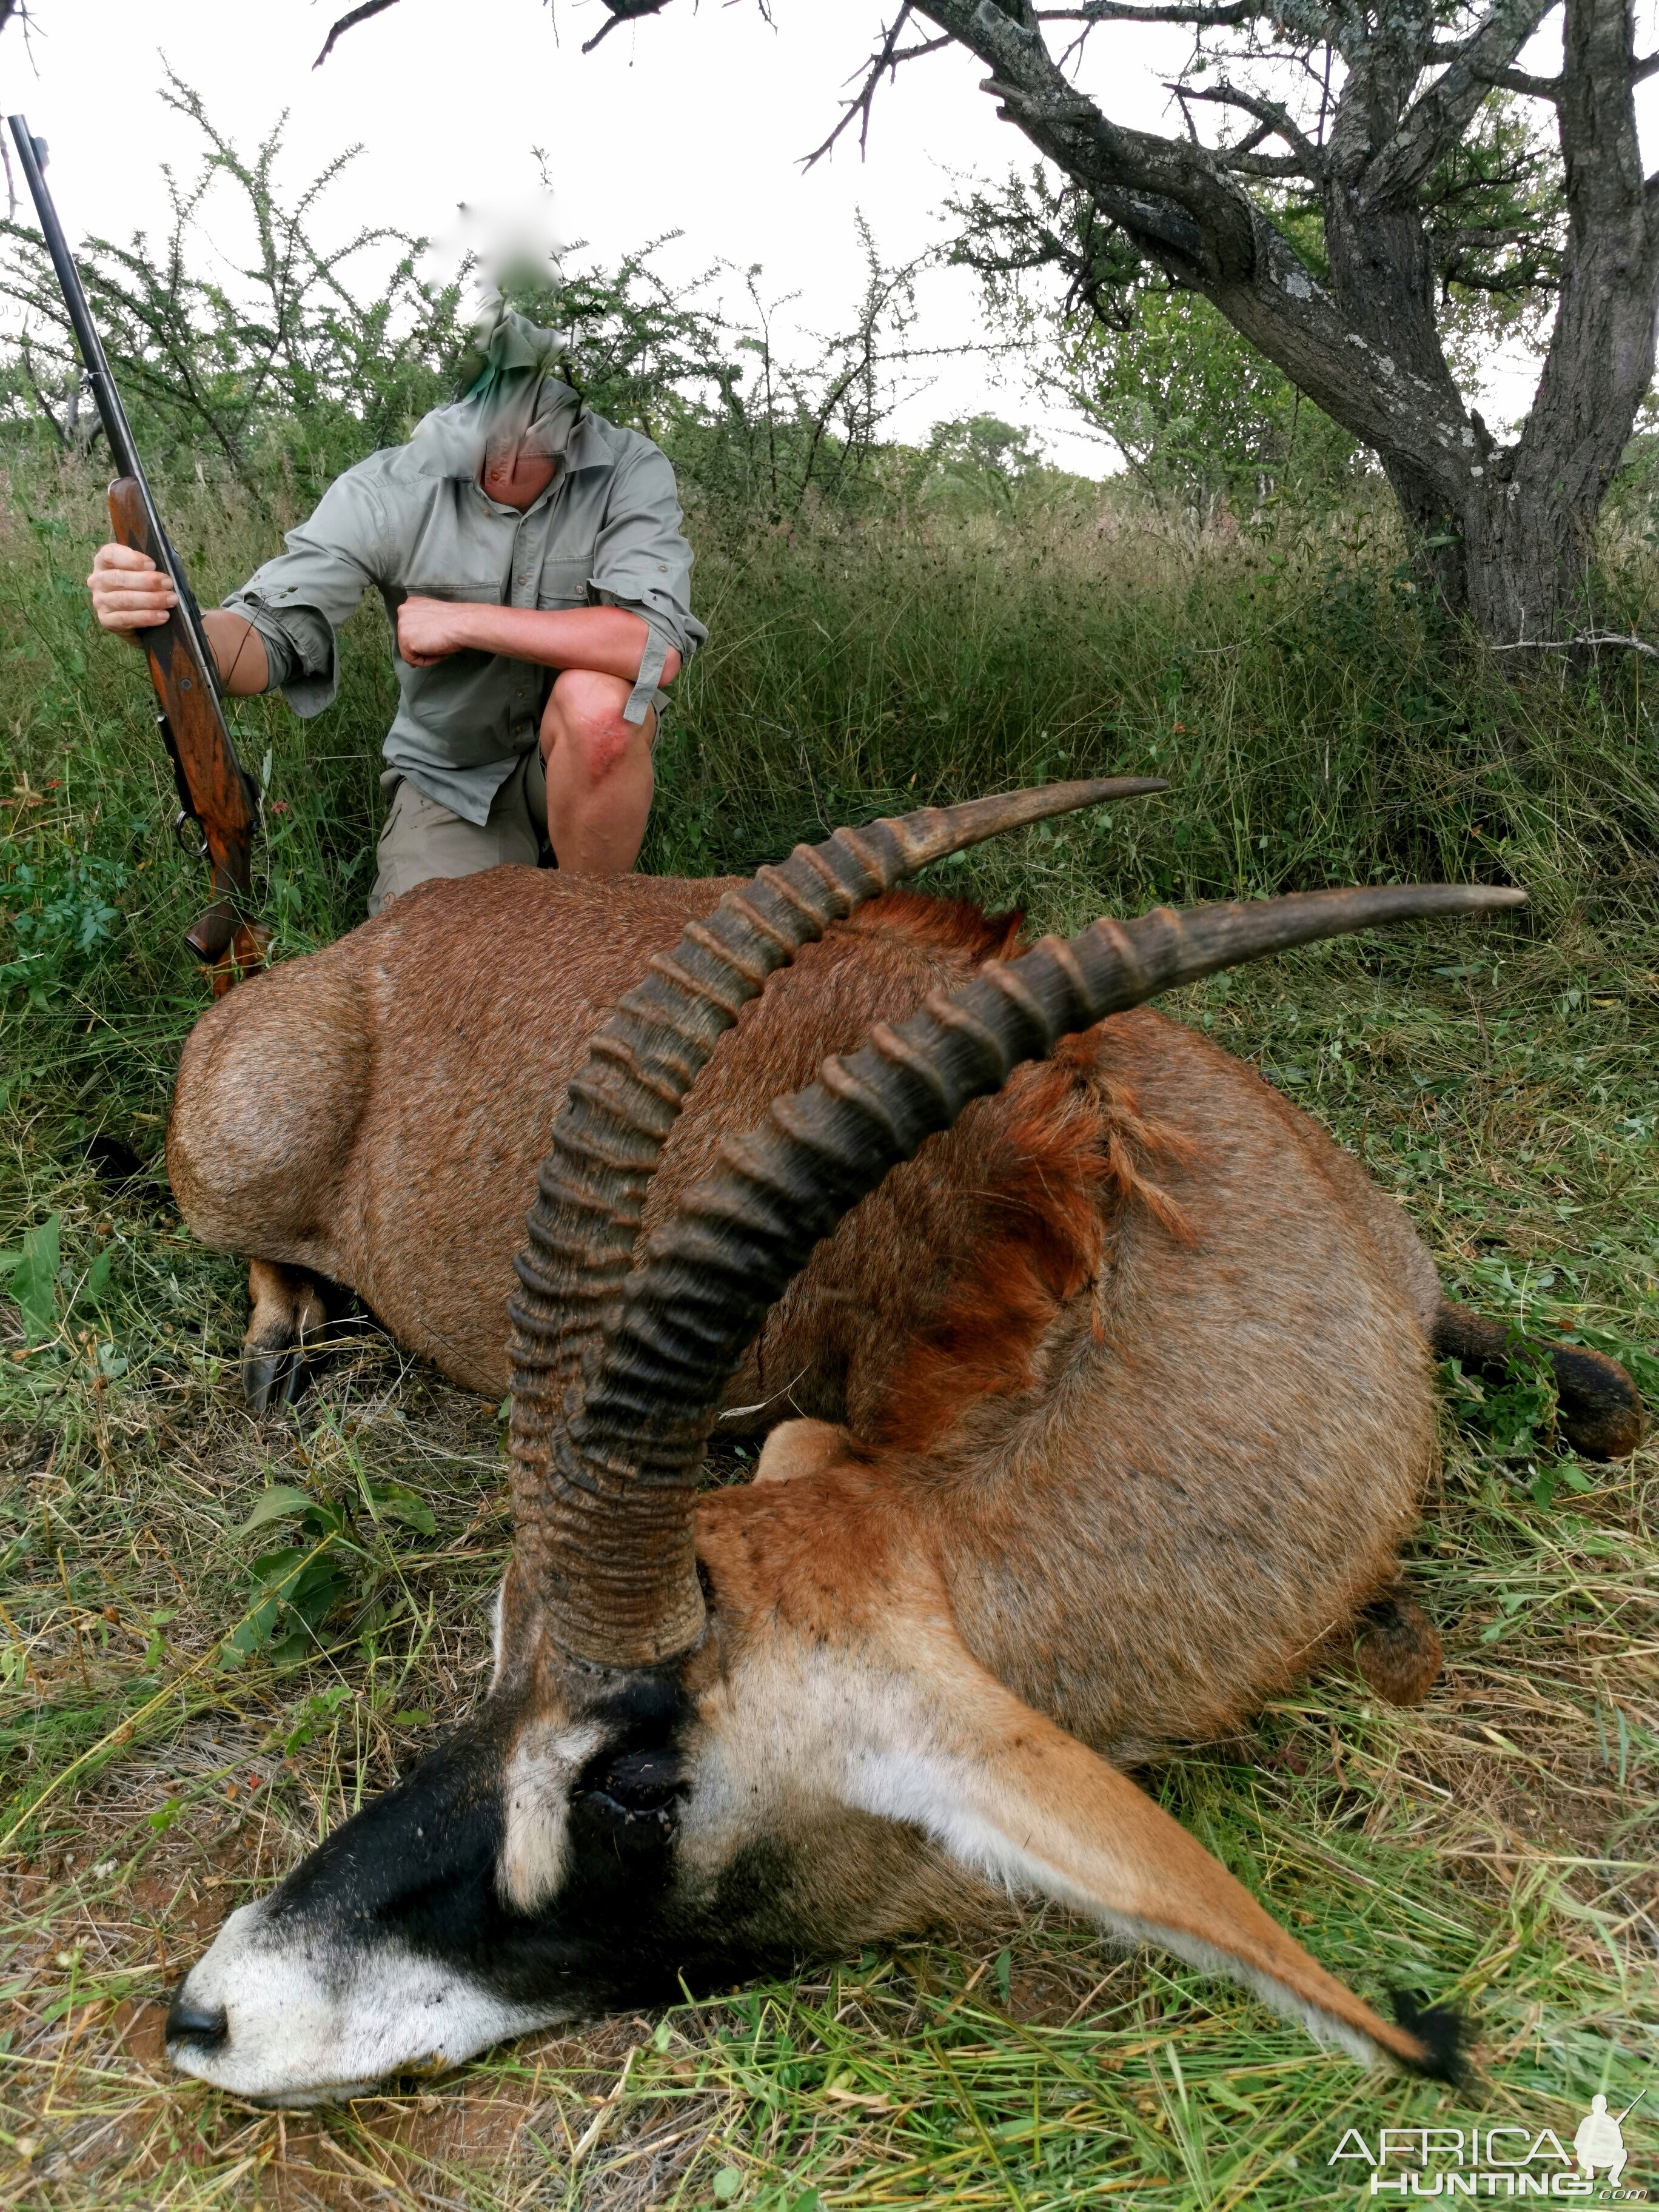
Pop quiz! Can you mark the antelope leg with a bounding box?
[243,1259,330,1413]
[1434,1299,1645,1461]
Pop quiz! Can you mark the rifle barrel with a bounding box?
[5,113,222,697]
[6,116,144,483]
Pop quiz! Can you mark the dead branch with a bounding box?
[314,0,406,70]
[804,8,954,170]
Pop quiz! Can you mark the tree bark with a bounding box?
[1464,0,1659,639]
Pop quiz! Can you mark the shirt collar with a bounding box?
[411,402,615,481]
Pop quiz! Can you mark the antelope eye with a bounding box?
[586,1747,683,1820]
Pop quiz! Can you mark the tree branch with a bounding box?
[313,0,405,69]
[1219,147,1316,177]
[1037,1,1256,21]
[803,8,956,168]
[914,0,1481,496]
[1483,65,1564,99]
[1370,0,1559,199]
[580,0,675,56]
[18,338,67,449]
[1167,79,1322,175]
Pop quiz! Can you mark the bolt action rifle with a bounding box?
[7,114,269,996]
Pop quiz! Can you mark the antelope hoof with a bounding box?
[243,1342,307,1414]
[1549,1345,1646,1462]
[243,1261,329,1415]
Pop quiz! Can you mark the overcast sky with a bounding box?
[4,1,1654,472]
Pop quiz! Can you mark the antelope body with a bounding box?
[160,785,1642,2105]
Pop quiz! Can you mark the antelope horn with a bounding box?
[542,881,1525,1668]
[506,776,1167,1618]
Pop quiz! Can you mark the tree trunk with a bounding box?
[1369,0,1659,639]
[1460,471,1587,642]
[1478,0,1659,640]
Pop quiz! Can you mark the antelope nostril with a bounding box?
[166,1986,229,2053]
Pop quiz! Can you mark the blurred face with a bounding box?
[480,446,558,509]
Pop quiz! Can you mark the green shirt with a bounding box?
[223,404,705,825]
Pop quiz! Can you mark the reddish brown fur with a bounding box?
[168,864,1455,1763]
[876,1040,1195,1456]
[162,860,1652,2098]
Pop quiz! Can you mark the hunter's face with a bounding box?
[480,447,558,509]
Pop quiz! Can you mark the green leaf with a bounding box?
[5,1212,61,1341]
[712,2169,744,2205]
[234,1486,317,1539]
[366,1483,437,1537]
[249,1543,308,1594]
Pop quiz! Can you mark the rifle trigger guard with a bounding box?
[173,806,209,862]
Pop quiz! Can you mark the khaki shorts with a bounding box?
[369,748,549,916]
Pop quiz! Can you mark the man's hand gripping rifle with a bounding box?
[8,115,269,996]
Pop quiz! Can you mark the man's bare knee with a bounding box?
[541,669,652,785]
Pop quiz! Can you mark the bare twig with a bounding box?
[1166,78,1322,173]
[804,8,954,169]
[313,0,405,70]
[18,337,67,449]
[1489,631,1659,659]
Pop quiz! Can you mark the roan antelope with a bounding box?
[161,782,1643,2103]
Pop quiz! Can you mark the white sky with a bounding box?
[4,0,1655,472]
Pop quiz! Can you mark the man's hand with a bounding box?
[397,595,480,668]
[89,541,176,633]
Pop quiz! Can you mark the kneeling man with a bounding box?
[87,300,705,907]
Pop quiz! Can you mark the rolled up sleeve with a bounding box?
[222,467,389,719]
[588,441,707,723]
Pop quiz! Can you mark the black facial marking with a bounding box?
[241,1669,815,2038]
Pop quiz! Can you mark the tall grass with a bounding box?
[0,455,1655,2208]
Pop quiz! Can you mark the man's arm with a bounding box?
[89,543,270,694]
[395,597,681,686]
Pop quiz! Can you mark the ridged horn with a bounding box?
[505,776,1167,1610]
[541,880,1525,1668]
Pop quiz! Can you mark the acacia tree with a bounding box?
[893,0,1659,645]
[320,0,1656,641]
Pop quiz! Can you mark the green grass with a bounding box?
[0,460,1654,2207]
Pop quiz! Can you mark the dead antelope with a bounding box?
[161,785,1642,2105]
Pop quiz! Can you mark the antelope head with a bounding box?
[166,782,1498,2102]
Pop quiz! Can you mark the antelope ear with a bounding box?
[853,1618,1455,2076]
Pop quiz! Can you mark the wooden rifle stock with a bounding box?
[106,481,269,994]
[7,112,269,998]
